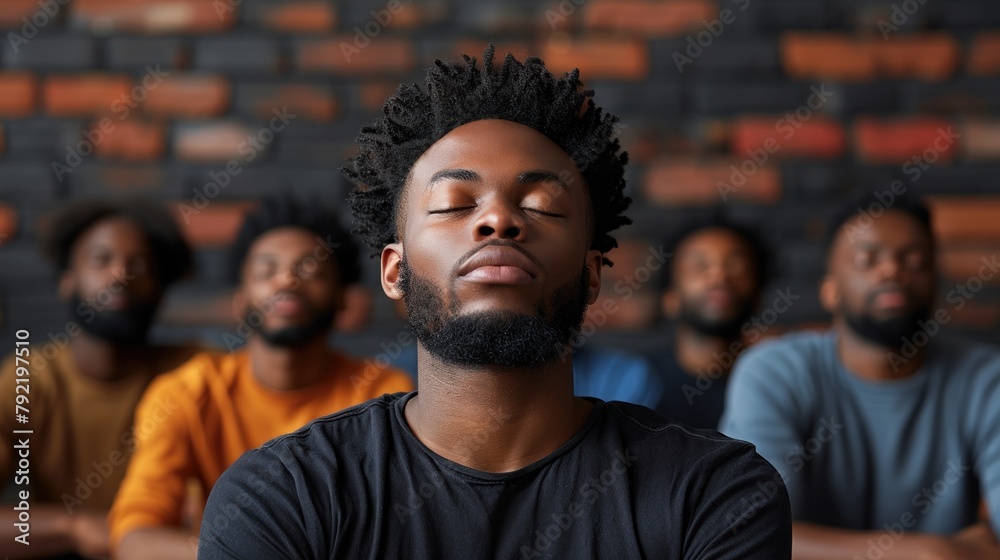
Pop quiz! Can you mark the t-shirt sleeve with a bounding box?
[683,442,792,560]
[198,447,315,560]
[108,375,197,548]
[718,342,811,515]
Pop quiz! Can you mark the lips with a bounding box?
[457,245,541,285]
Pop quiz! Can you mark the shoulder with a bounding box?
[142,349,243,403]
[732,330,833,388]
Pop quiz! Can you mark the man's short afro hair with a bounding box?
[823,190,934,255]
[343,45,632,266]
[227,194,361,287]
[42,197,193,287]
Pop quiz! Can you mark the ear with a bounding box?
[819,274,839,314]
[662,289,679,319]
[585,250,603,304]
[57,270,75,302]
[381,243,404,301]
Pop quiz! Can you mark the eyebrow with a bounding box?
[426,168,571,192]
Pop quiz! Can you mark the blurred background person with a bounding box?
[0,197,198,559]
[650,212,770,428]
[721,193,1000,559]
[108,195,412,560]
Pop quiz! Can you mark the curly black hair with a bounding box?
[660,208,772,292]
[343,45,632,266]
[824,189,934,254]
[228,194,361,287]
[42,197,193,287]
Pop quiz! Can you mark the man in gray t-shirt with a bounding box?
[721,192,1000,559]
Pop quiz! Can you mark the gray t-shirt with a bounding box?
[720,330,1000,535]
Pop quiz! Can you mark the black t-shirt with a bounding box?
[649,346,730,430]
[199,393,790,559]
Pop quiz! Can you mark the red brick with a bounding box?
[730,116,846,160]
[158,293,231,326]
[174,122,256,162]
[783,33,959,81]
[927,197,1000,245]
[854,117,958,164]
[0,0,44,27]
[968,32,1000,76]
[71,0,236,34]
[258,1,335,33]
[298,38,414,75]
[782,33,877,82]
[143,75,230,117]
[879,34,959,80]
[589,238,659,330]
[91,166,169,192]
[0,203,16,245]
[93,121,165,161]
[939,248,1000,286]
[250,85,337,122]
[643,159,781,205]
[583,0,718,36]
[359,81,399,112]
[0,73,36,117]
[540,37,648,81]
[173,201,255,248]
[947,302,1000,330]
[43,74,132,117]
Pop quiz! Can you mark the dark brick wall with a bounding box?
[1,0,999,358]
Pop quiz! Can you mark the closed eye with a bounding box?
[428,206,476,215]
[523,208,564,218]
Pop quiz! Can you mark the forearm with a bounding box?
[0,505,76,558]
[792,521,942,560]
[117,527,198,560]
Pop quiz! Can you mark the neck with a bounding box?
[247,333,332,391]
[674,325,738,378]
[69,332,147,383]
[405,344,594,473]
[835,319,925,381]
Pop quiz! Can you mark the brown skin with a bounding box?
[380,119,601,473]
[1,218,166,559]
[662,227,759,378]
[794,210,999,559]
[117,227,347,560]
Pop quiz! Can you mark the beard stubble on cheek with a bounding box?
[397,256,590,368]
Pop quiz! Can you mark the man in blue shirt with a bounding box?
[721,192,1000,559]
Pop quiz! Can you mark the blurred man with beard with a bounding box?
[0,198,198,559]
[650,213,769,428]
[721,193,1000,559]
[109,196,413,560]
[199,47,791,559]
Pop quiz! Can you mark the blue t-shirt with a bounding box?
[719,330,1000,535]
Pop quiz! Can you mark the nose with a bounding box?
[473,197,527,242]
[873,252,903,283]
